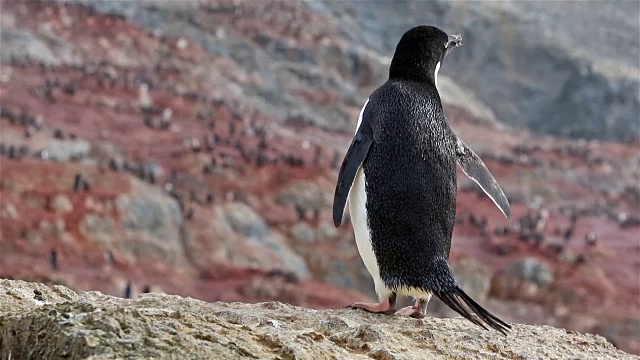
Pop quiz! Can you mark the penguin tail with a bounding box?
[434,286,511,335]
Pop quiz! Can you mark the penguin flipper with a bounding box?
[333,101,375,227]
[454,137,512,220]
[332,133,373,227]
[435,287,511,335]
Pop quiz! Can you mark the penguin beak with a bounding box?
[444,34,462,59]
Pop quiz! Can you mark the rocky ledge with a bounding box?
[0,280,633,359]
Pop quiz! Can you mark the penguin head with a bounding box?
[389,25,462,86]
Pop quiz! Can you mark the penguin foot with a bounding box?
[347,301,395,314]
[394,306,425,318]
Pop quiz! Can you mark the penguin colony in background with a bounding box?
[333,26,513,334]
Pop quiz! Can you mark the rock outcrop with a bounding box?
[0,280,633,360]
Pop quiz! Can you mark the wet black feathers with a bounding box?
[389,25,448,84]
[435,287,512,335]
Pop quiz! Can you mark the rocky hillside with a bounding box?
[1,0,639,355]
[1,280,635,359]
[314,0,640,141]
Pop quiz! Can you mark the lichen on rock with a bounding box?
[0,280,633,360]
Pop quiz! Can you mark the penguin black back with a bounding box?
[366,26,460,281]
[364,70,456,291]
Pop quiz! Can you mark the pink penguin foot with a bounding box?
[347,298,395,314]
[394,298,427,318]
[394,305,425,318]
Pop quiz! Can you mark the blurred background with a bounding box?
[0,0,638,354]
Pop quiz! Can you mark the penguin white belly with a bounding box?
[349,167,387,297]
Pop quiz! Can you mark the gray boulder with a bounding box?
[219,203,310,279]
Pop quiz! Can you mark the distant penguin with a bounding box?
[73,174,90,192]
[124,281,132,299]
[104,249,116,266]
[333,26,512,334]
[585,231,598,247]
[49,249,58,271]
[139,83,153,113]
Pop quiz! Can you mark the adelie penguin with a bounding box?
[333,25,513,334]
